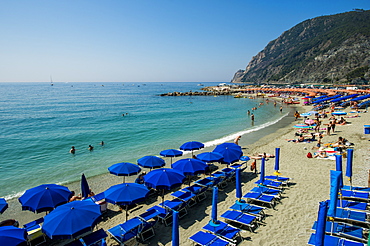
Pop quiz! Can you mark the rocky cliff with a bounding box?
[232,10,370,84]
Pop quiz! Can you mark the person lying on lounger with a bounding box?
[314,148,328,158]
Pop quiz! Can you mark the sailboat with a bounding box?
[50,76,54,86]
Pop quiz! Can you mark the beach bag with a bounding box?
[307,152,313,158]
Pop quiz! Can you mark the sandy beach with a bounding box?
[3,99,370,246]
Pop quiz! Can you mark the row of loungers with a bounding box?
[107,166,239,245]
[189,174,291,245]
[308,186,370,245]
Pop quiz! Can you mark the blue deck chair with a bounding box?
[220,210,259,232]
[341,190,369,202]
[137,210,160,242]
[189,231,232,246]
[182,184,208,202]
[264,175,290,185]
[256,179,284,189]
[212,171,228,188]
[333,200,368,211]
[250,186,281,198]
[23,217,46,246]
[221,167,236,181]
[146,205,173,226]
[343,186,370,193]
[243,192,276,208]
[160,199,188,218]
[171,190,197,207]
[308,233,365,246]
[202,220,241,244]
[195,177,221,189]
[312,221,366,243]
[333,208,369,228]
[107,217,144,245]
[79,229,108,246]
[229,202,266,221]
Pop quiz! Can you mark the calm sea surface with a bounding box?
[0,82,286,199]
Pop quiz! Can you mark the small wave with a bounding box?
[203,112,289,148]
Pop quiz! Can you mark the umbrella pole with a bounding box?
[126,205,128,221]
[123,176,125,183]
[162,189,165,205]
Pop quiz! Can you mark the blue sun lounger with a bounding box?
[160,199,188,218]
[189,230,233,246]
[333,208,370,228]
[312,221,366,243]
[341,190,369,202]
[107,218,144,245]
[146,205,173,226]
[255,180,283,189]
[182,184,208,202]
[229,202,266,221]
[220,210,259,232]
[243,192,276,208]
[202,220,241,244]
[250,186,281,197]
[308,233,365,246]
[343,186,370,193]
[264,175,290,185]
[333,200,368,211]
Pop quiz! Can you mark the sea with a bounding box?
[0,82,289,199]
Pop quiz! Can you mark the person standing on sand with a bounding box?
[234,136,241,145]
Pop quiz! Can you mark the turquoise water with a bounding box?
[0,82,286,199]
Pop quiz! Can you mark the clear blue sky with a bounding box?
[1,0,369,82]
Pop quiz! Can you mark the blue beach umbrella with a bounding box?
[300,112,311,117]
[42,199,101,239]
[19,184,72,213]
[108,162,141,183]
[0,198,8,214]
[179,141,204,155]
[350,94,370,101]
[144,168,185,203]
[0,226,27,246]
[346,149,353,188]
[104,183,149,221]
[327,170,341,219]
[196,152,223,163]
[256,158,266,185]
[160,149,183,164]
[213,143,243,165]
[172,210,179,246]
[81,173,90,199]
[315,201,328,246]
[235,168,244,203]
[104,183,149,205]
[210,186,220,226]
[144,168,185,190]
[274,148,281,175]
[335,155,343,189]
[137,156,165,170]
[171,158,208,176]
